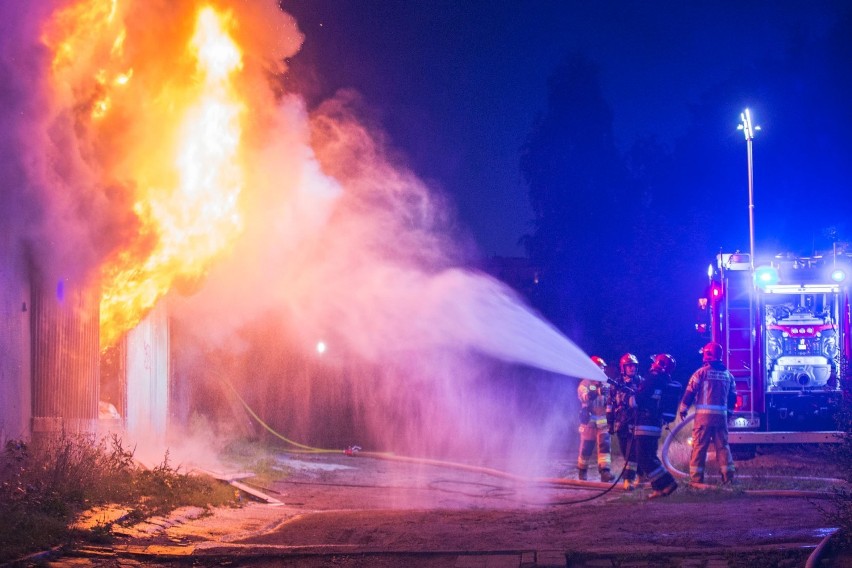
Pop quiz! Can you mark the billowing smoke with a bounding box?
[2,0,603,476]
[0,1,120,287]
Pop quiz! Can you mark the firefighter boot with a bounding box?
[599,469,614,483]
[577,468,588,481]
[648,482,678,500]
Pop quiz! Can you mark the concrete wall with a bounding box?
[0,234,31,444]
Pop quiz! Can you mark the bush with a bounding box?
[0,433,236,564]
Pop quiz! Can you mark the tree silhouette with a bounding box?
[519,55,724,367]
[520,53,631,351]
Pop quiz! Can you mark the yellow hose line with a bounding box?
[217,373,617,488]
[217,375,842,497]
[217,375,338,453]
[353,451,612,489]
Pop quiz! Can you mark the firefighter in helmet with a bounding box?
[632,354,679,498]
[607,352,643,490]
[576,356,614,482]
[678,341,737,484]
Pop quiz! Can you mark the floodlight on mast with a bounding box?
[737,109,761,272]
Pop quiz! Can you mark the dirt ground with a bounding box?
[46,442,851,567]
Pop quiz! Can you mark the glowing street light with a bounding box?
[737,109,761,272]
[316,340,327,355]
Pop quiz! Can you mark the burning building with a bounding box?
[1,1,602,471]
[1,0,305,449]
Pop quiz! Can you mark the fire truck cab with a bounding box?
[698,249,851,452]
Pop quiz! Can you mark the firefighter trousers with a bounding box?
[577,418,612,474]
[615,429,638,482]
[689,424,736,483]
[634,434,676,491]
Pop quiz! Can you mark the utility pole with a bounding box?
[738,109,760,272]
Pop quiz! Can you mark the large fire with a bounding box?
[42,1,250,348]
[4,0,607,467]
[28,0,606,390]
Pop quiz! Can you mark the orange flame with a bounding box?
[43,2,247,348]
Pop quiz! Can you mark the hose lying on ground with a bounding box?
[224,375,847,499]
[661,413,847,497]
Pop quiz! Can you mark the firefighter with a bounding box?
[633,354,679,499]
[679,341,737,484]
[576,356,614,482]
[607,352,642,490]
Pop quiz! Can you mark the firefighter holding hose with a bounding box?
[632,353,679,499]
[679,341,737,484]
[576,356,614,482]
[607,353,643,490]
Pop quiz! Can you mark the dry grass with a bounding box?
[0,432,237,563]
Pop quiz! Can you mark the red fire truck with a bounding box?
[697,248,851,454]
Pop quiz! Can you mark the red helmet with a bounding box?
[619,353,639,374]
[591,356,607,370]
[702,342,723,362]
[651,353,676,375]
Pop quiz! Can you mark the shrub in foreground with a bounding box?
[0,433,236,563]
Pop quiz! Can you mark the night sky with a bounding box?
[269,0,852,371]
[280,0,850,259]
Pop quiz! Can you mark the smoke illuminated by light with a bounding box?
[4,0,602,475]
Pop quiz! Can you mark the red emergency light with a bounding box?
[708,282,723,300]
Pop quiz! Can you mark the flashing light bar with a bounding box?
[762,284,841,294]
[754,265,779,288]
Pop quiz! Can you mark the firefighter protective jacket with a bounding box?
[678,361,736,426]
[578,379,609,417]
[632,369,669,437]
[608,374,643,433]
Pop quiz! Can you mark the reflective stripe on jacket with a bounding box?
[578,379,609,417]
[679,361,736,426]
[632,369,669,435]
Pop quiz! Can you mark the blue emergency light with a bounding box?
[753,265,779,289]
[830,268,847,283]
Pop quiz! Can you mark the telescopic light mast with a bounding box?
[737,109,760,272]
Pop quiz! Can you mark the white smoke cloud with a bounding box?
[169,82,602,472]
[2,0,602,476]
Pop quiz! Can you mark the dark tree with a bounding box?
[520,53,632,352]
[519,55,722,369]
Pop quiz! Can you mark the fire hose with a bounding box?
[223,376,847,562]
[661,414,846,568]
[224,373,845,499]
[661,413,846,492]
[220,372,627,500]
